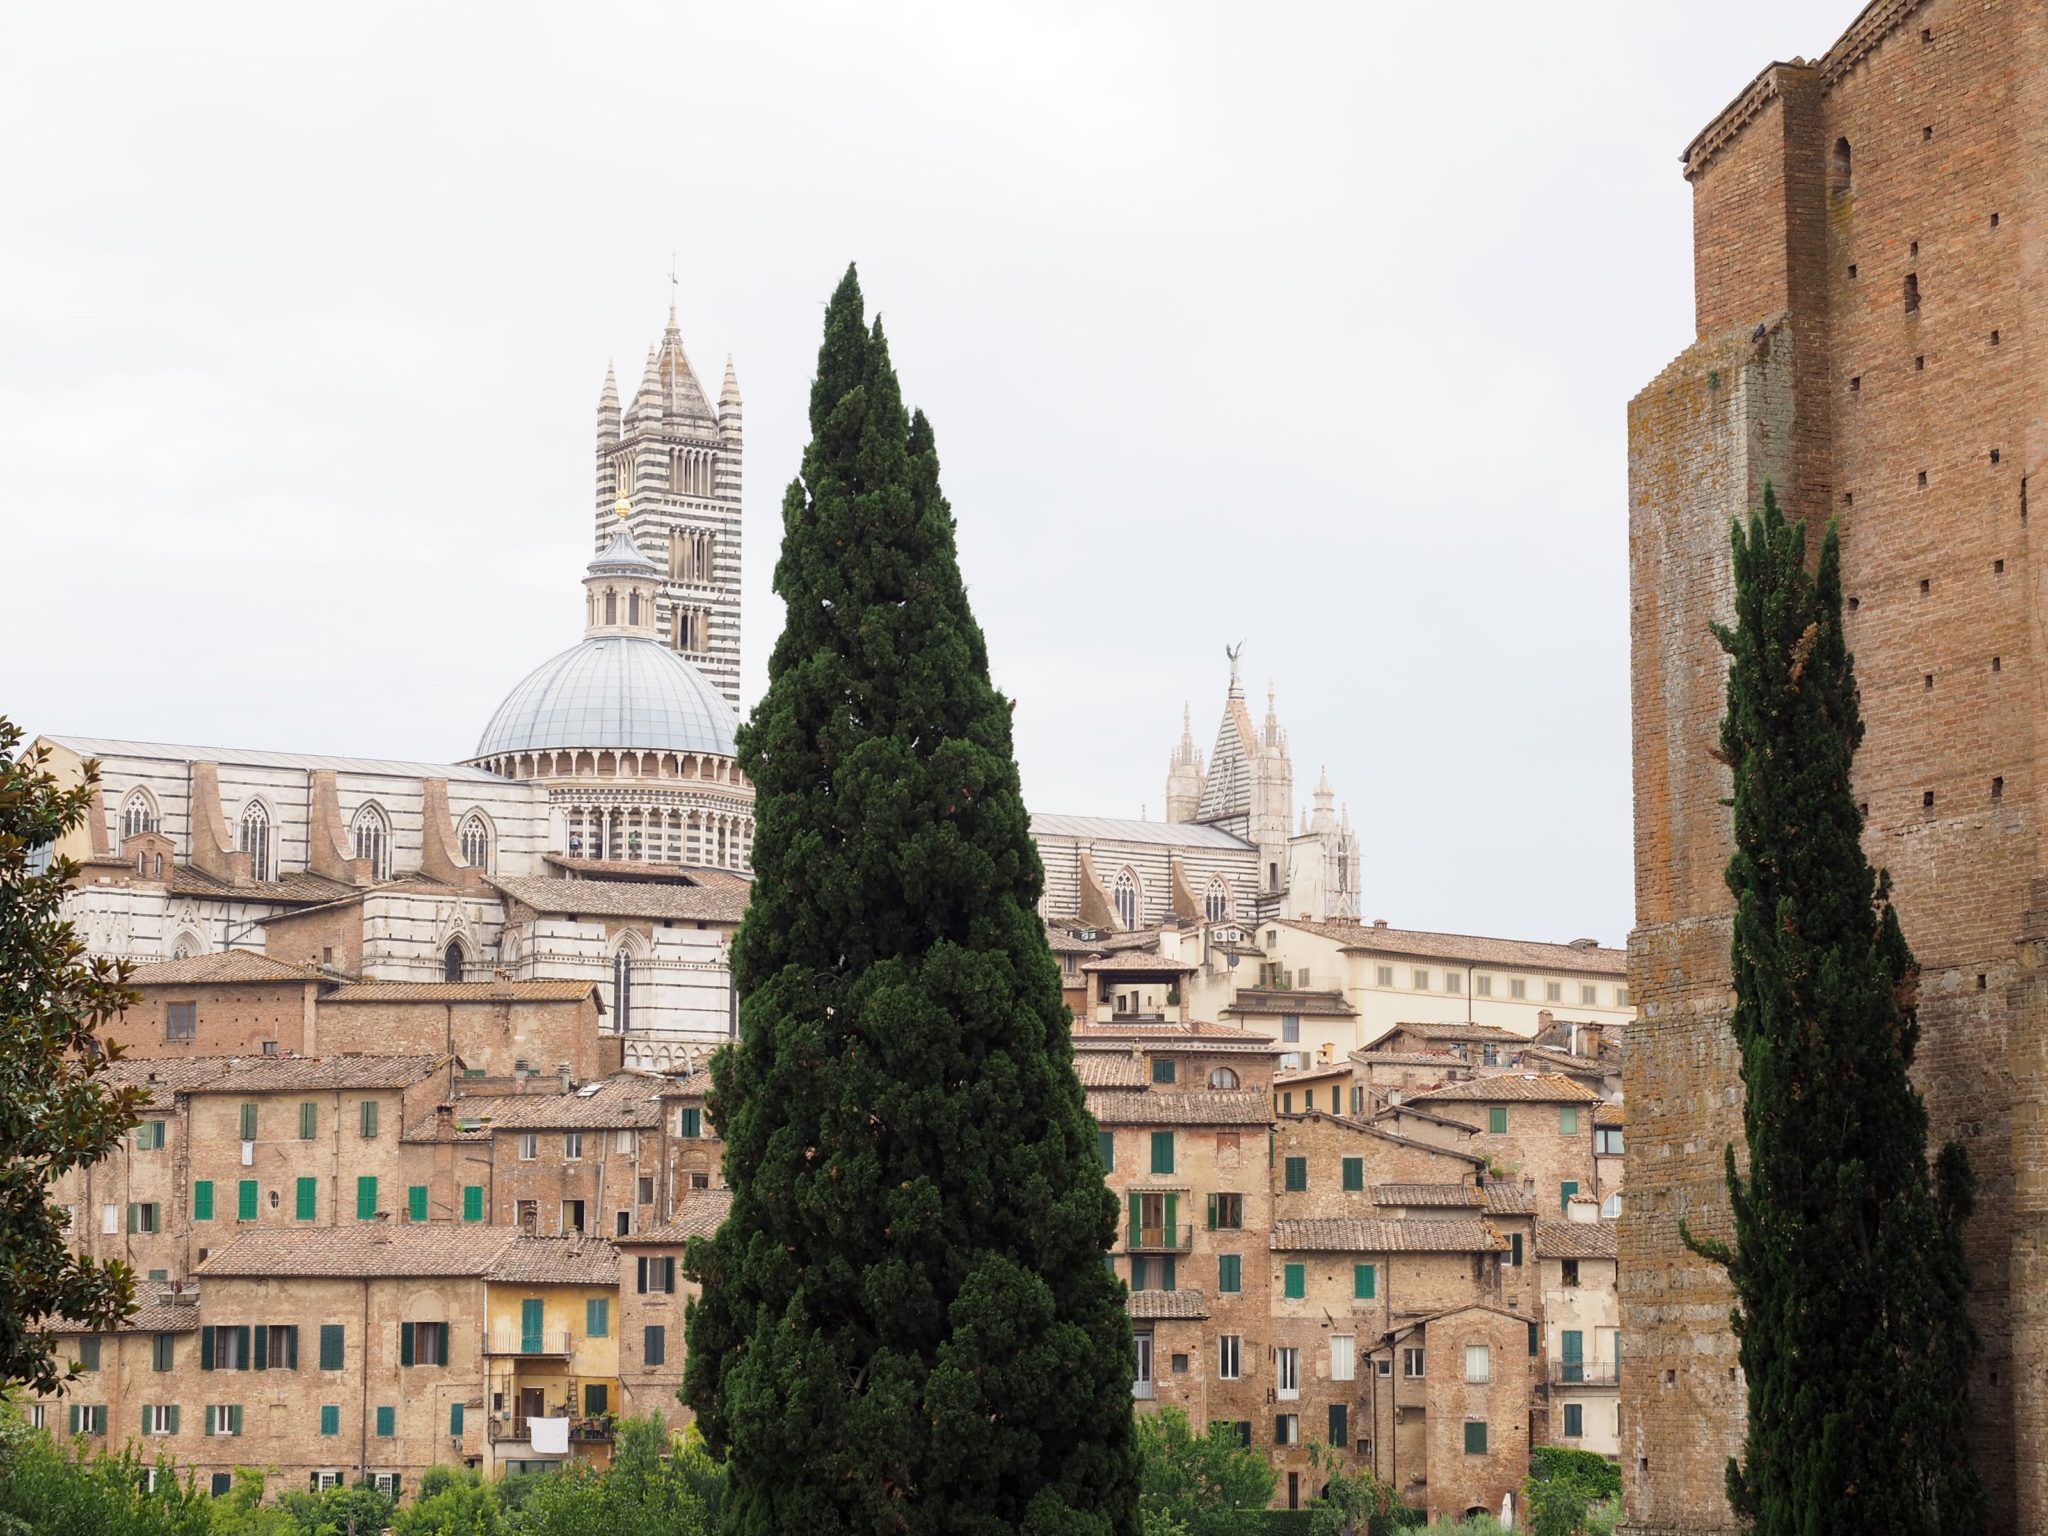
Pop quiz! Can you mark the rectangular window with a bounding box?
[1218,1334,1241,1379]
[679,1106,702,1138]
[1564,1403,1584,1438]
[193,1181,214,1221]
[516,1199,539,1230]
[1597,1127,1623,1155]
[564,1132,584,1161]
[518,1133,538,1161]
[360,1100,379,1138]
[1529,1321,1540,1356]
[1281,1014,1300,1043]
[587,1298,610,1338]
[236,1180,257,1221]
[1510,978,1527,1000]
[1341,1156,1364,1192]
[1150,1131,1174,1175]
[463,1185,484,1222]
[318,1325,344,1370]
[451,1401,465,1436]
[1617,986,1631,1008]
[135,1120,166,1150]
[561,1199,586,1234]
[1562,1329,1584,1381]
[295,1177,317,1221]
[239,1103,258,1141]
[1476,974,1493,998]
[76,1336,102,1372]
[1464,1420,1488,1455]
[1282,1263,1305,1300]
[613,1129,636,1154]
[637,1176,655,1205]
[375,1405,395,1438]
[1375,965,1393,987]
[1152,1057,1177,1085]
[1560,1107,1580,1135]
[1098,1130,1114,1170]
[1354,1263,1375,1300]
[206,1405,245,1438]
[1130,1255,1149,1292]
[128,1202,161,1234]
[1403,1347,1425,1378]
[1510,1232,1523,1267]
[1217,1254,1241,1293]
[1412,969,1430,990]
[1488,1106,1508,1135]
[1283,1156,1307,1192]
[165,1002,196,1041]
[644,1325,666,1366]
[264,1325,298,1370]
[1275,1346,1300,1398]
[1208,1194,1243,1237]
[1275,1413,1299,1446]
[1466,1345,1490,1383]
[408,1186,428,1222]
[400,1322,449,1367]
[1560,1180,1580,1213]
[1328,1403,1348,1448]
[67,1404,107,1436]
[637,1256,677,1294]
[356,1177,378,1220]
[1444,971,1463,994]
[1330,1335,1355,1382]
[299,1102,317,1140]
[153,1334,175,1372]
[1545,981,1563,1002]
[319,1404,340,1436]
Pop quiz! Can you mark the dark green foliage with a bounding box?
[510,1415,722,1535]
[0,722,146,1393]
[1684,487,1981,1534]
[682,265,1137,1535]
[393,1466,503,1536]
[1135,1407,1274,1536]
[274,1476,395,1536]
[1525,1447,1620,1513]
[0,1405,209,1536]
[1304,1439,1401,1536]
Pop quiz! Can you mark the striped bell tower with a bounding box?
[594,304,744,714]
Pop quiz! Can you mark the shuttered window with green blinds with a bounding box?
[318,1326,344,1371]
[357,1177,378,1220]
[236,1181,257,1221]
[295,1178,317,1221]
[360,1100,379,1138]
[408,1186,428,1222]
[319,1405,339,1436]
[238,1103,257,1140]
[193,1181,214,1221]
[299,1103,317,1139]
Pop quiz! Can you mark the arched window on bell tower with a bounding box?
[443,940,467,983]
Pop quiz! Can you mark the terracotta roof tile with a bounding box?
[199,1226,514,1278]
[1349,1051,1471,1069]
[404,1072,666,1139]
[200,1054,445,1093]
[489,875,747,923]
[167,865,364,906]
[1128,1288,1210,1320]
[1086,1089,1272,1126]
[1373,1183,1484,1208]
[1275,1061,1353,1085]
[323,980,601,1005]
[1222,990,1358,1018]
[1594,1102,1624,1127]
[1282,920,1627,976]
[1535,1220,1618,1260]
[1044,926,1107,956]
[618,1188,733,1245]
[1073,1053,1147,1089]
[1271,1218,1509,1254]
[45,1298,203,1335]
[126,949,325,987]
[98,1057,235,1110]
[489,1236,620,1284]
[542,854,750,889]
[1361,1022,1528,1047]
[1079,955,1198,976]
[1407,1074,1604,1106]
[1483,1184,1538,1216]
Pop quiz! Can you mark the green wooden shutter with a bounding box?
[69,1404,79,1434]
[1560,1107,1578,1135]
[1560,1180,1579,1212]
[450,1402,464,1435]
[521,1298,544,1353]
[1126,1192,1141,1249]
[357,1176,378,1220]
[437,1323,450,1363]
[234,1327,251,1371]
[1284,1156,1307,1192]
[1150,1131,1174,1175]
[408,1185,427,1222]
[1205,1193,1218,1230]
[253,1326,267,1371]
[1283,1263,1305,1299]
[1218,1254,1241,1293]
[320,1404,339,1435]
[1510,1232,1524,1266]
[1160,1257,1176,1293]
[1488,1106,1508,1134]
[1354,1263,1375,1299]
[319,1325,343,1369]
[295,1177,316,1221]
[1562,1329,1584,1383]
[299,1102,317,1139]
[199,1326,215,1371]
[1163,1193,1178,1248]
[1464,1420,1487,1454]
[1098,1129,1114,1170]
[282,1326,298,1368]
[1528,1322,1540,1356]
[1342,1157,1364,1191]
[236,1180,257,1221]
[361,1100,379,1138]
[400,1323,414,1366]
[167,1405,179,1435]
[587,1298,609,1338]
[375,1405,394,1437]
[193,1181,214,1221]
[463,1185,484,1222]
[127,1202,138,1233]
[681,1106,701,1137]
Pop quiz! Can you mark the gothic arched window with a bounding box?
[612,948,634,1032]
[238,802,273,882]
[1113,868,1139,930]
[1208,1066,1240,1091]
[1204,877,1230,923]
[119,788,157,850]
[350,803,391,881]
[443,940,466,983]
[605,589,618,625]
[458,811,491,873]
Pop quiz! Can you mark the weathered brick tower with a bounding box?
[1625,3,2048,1531]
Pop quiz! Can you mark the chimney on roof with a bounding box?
[493,969,515,997]
[1371,918,1389,929]
[558,1063,573,1095]
[1537,1009,1553,1033]
[1568,937,1598,950]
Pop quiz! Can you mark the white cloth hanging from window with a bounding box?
[528,1416,570,1455]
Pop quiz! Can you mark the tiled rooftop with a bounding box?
[1406,1073,1604,1106]
[1285,920,1627,976]
[1534,1220,1619,1260]
[1373,1183,1484,1208]
[126,949,324,986]
[617,1188,733,1245]
[1271,1218,1508,1254]
[322,980,600,1005]
[489,875,747,923]
[488,1236,620,1285]
[1086,1089,1273,1126]
[198,1226,515,1278]
[1127,1288,1211,1320]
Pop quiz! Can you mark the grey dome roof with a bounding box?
[475,636,739,759]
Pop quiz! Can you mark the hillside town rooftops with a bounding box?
[1407,1073,1605,1106]
[1284,920,1627,976]
[488,1236,620,1285]
[198,1226,517,1278]
[1271,1218,1508,1253]
[617,1188,733,1245]
[1534,1221,1619,1260]
[1086,1089,1274,1126]
[488,875,748,923]
[1222,990,1358,1018]
[1128,1289,1211,1320]
[125,949,325,986]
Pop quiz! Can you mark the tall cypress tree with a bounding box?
[1685,486,1981,1534]
[683,266,1138,1536]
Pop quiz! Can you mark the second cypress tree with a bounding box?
[683,266,1138,1535]
[1686,486,1981,1534]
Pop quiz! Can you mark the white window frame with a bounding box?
[1275,1346,1300,1399]
[563,1132,584,1161]
[1330,1335,1355,1382]
[142,1404,174,1435]
[613,1129,636,1154]
[1218,1334,1242,1380]
[1546,980,1564,1002]
[1444,970,1462,994]
[1466,1344,1490,1383]
[518,1133,538,1161]
[1403,1347,1425,1378]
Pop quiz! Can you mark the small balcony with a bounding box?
[483,1328,574,1357]
[1549,1360,1620,1387]
[1125,1224,1193,1253]
[486,1414,615,1445]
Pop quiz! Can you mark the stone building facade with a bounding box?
[1625,2,2047,1530]
[1630,0,2048,1531]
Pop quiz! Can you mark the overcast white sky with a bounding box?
[0,1,1855,947]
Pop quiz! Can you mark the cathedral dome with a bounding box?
[474,636,739,760]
